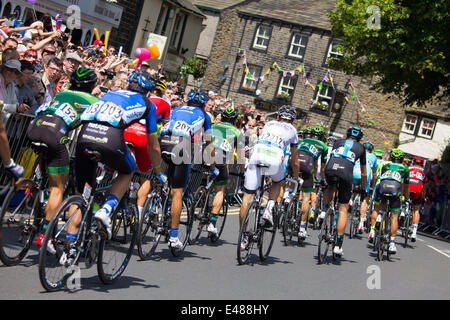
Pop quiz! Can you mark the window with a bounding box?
[418,118,435,138]
[326,41,343,60]
[276,75,297,100]
[402,114,418,134]
[155,5,170,36]
[311,82,335,110]
[170,13,186,50]
[253,25,272,50]
[241,65,262,92]
[288,33,308,60]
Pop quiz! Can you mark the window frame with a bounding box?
[417,117,436,139]
[310,81,336,115]
[274,74,298,102]
[251,24,272,52]
[402,114,418,134]
[240,64,263,93]
[286,32,309,61]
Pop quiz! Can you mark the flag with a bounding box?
[361,106,366,112]
[55,13,63,31]
[290,70,295,77]
[323,75,329,82]
[352,92,357,100]
[51,18,57,32]
[260,75,265,82]
[297,65,303,73]
[283,71,287,77]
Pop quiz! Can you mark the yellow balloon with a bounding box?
[146,44,160,60]
[94,28,100,41]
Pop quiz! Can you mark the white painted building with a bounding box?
[1,0,123,46]
[398,104,450,160]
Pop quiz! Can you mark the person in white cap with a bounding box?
[63,52,82,76]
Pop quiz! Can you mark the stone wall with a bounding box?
[202,9,405,153]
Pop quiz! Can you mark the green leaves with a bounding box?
[328,0,450,107]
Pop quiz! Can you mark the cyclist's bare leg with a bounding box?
[390,212,400,238]
[336,203,349,236]
[300,192,311,222]
[137,178,151,208]
[239,192,255,227]
[360,196,369,221]
[46,173,69,223]
[170,187,183,229]
[212,185,225,215]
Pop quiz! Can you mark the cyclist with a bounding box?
[322,126,367,257]
[368,148,410,254]
[27,67,99,247]
[76,70,166,240]
[123,78,171,221]
[159,88,216,250]
[239,105,299,250]
[353,141,378,233]
[297,125,328,240]
[208,107,245,238]
[407,156,426,242]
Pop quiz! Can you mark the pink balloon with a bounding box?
[134,48,151,61]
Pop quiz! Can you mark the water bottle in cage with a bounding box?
[129,181,140,199]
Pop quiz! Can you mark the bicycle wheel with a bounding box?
[237,201,259,265]
[39,195,85,292]
[403,212,411,248]
[282,201,296,246]
[385,214,392,261]
[376,215,386,261]
[188,186,208,245]
[348,202,356,239]
[317,208,332,264]
[0,184,40,266]
[259,205,277,261]
[97,199,137,284]
[210,196,228,243]
[170,197,191,257]
[137,194,164,260]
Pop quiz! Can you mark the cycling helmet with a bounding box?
[413,156,424,166]
[303,126,313,138]
[187,88,208,107]
[128,71,154,95]
[222,107,238,123]
[346,126,363,141]
[312,125,326,140]
[278,105,297,122]
[373,149,384,158]
[154,79,167,96]
[389,148,404,164]
[70,67,97,93]
[363,141,374,152]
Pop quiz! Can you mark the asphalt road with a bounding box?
[1,207,449,300]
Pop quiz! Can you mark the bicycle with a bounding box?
[0,142,51,266]
[280,178,301,246]
[317,187,340,264]
[374,194,395,262]
[311,183,325,230]
[400,201,412,248]
[188,167,228,244]
[38,148,138,291]
[237,164,277,265]
[348,186,361,239]
[137,173,192,260]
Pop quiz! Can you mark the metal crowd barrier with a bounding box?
[0,112,245,208]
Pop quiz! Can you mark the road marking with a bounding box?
[417,238,424,242]
[427,245,450,259]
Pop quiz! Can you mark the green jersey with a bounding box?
[35,90,99,129]
[212,122,244,155]
[298,138,328,162]
[378,162,410,184]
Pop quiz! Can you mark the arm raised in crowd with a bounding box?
[32,31,62,51]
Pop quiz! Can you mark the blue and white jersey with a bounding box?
[81,89,157,134]
[160,105,212,137]
[354,152,377,182]
[330,139,366,165]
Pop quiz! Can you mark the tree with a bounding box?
[327,0,450,107]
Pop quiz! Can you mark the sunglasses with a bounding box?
[25,54,37,59]
[43,50,56,55]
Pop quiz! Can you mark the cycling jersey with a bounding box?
[81,89,158,134]
[149,95,171,123]
[212,122,244,158]
[353,152,378,192]
[378,162,410,185]
[244,120,298,193]
[35,90,98,129]
[374,162,410,213]
[298,138,328,163]
[408,164,426,204]
[160,105,212,138]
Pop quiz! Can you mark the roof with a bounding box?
[171,0,207,18]
[191,0,247,12]
[407,98,450,121]
[238,0,336,31]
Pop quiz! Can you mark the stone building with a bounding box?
[201,0,405,150]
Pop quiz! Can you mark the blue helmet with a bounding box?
[128,71,154,94]
[347,126,363,141]
[187,88,208,107]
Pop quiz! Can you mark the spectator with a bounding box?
[31,56,63,106]
[0,59,30,120]
[17,60,38,115]
[63,52,82,76]
[23,49,38,66]
[1,48,19,63]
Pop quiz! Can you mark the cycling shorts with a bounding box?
[243,162,285,194]
[27,115,70,175]
[299,151,314,193]
[410,191,423,206]
[214,164,229,186]
[124,123,151,172]
[75,122,136,193]
[324,157,353,204]
[374,179,402,213]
